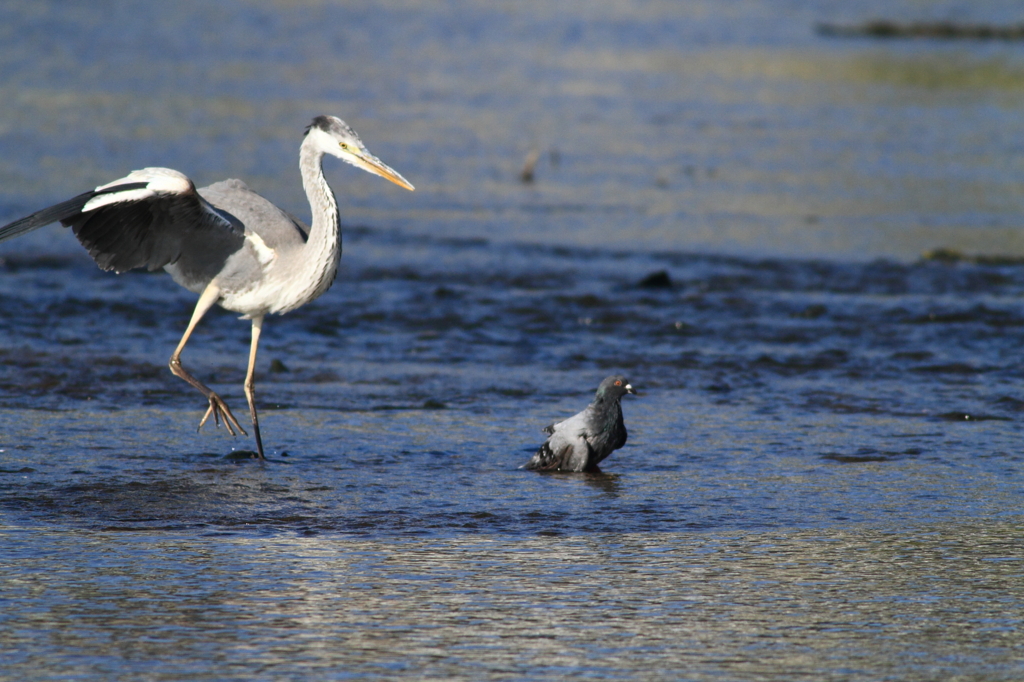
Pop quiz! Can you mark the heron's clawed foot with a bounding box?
[197,393,247,436]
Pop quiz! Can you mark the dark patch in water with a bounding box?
[818,21,1024,41]
[822,448,923,463]
[637,270,673,289]
[935,412,1012,422]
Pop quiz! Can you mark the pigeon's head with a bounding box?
[596,375,636,400]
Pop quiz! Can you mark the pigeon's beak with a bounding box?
[625,384,637,395]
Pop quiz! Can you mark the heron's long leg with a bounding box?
[244,315,265,460]
[168,282,246,436]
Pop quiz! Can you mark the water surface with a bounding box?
[2,1,1024,680]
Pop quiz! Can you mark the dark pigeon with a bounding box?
[523,375,636,472]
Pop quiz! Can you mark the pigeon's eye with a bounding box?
[614,380,621,386]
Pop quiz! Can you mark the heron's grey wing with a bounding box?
[0,168,246,275]
[199,179,309,250]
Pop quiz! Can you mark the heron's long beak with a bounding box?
[351,149,415,191]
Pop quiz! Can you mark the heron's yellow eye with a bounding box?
[340,142,349,150]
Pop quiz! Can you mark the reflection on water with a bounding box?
[3,525,1023,680]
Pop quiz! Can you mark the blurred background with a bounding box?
[2,0,1024,261]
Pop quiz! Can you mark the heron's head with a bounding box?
[305,115,414,191]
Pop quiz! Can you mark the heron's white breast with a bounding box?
[216,243,338,318]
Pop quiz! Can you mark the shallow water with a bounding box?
[2,1,1024,680]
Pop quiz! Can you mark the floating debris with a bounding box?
[520,148,541,183]
[936,412,1011,422]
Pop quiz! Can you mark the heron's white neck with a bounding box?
[297,137,342,304]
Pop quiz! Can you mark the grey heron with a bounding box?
[0,115,414,459]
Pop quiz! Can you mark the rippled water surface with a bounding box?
[3,1,1024,680]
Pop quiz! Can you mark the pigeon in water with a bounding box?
[523,375,636,472]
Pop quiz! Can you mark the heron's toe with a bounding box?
[197,395,247,436]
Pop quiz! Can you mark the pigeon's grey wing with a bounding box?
[522,440,573,471]
[524,412,592,472]
[560,433,593,472]
[524,437,590,472]
[540,404,586,436]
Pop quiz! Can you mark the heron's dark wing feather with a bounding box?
[0,183,145,244]
[0,168,246,274]
[67,193,244,273]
